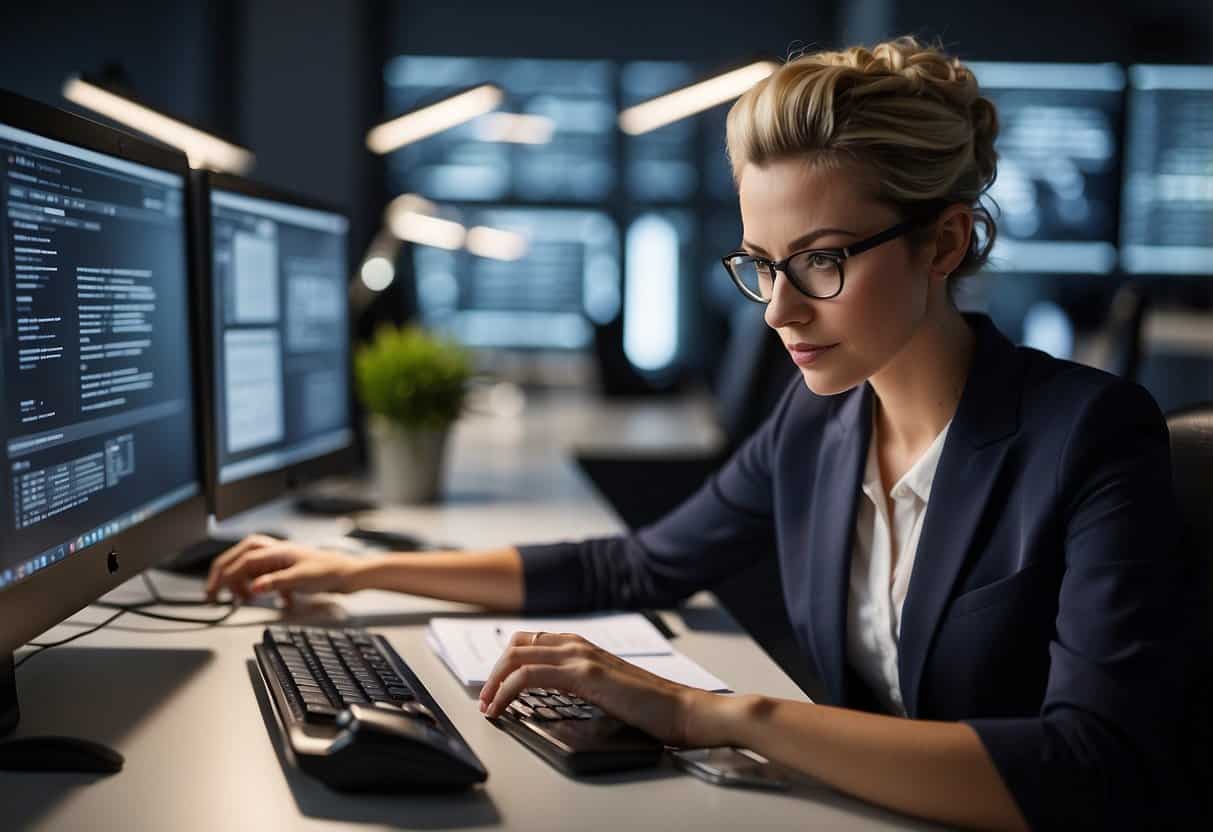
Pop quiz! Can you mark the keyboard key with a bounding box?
[533,706,562,720]
[304,702,339,722]
[508,701,536,719]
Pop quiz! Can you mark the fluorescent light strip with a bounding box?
[388,210,466,250]
[466,225,528,260]
[62,76,254,173]
[367,84,503,154]
[386,193,528,260]
[477,113,555,144]
[618,61,778,135]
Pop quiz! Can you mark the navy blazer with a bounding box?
[519,314,1209,830]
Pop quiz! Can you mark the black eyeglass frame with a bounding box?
[721,201,949,303]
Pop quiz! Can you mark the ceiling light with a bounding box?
[367,84,503,154]
[618,61,778,135]
[466,225,528,260]
[476,113,555,144]
[63,75,254,173]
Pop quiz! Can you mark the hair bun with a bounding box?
[968,96,1000,186]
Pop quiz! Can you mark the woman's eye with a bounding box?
[807,254,834,270]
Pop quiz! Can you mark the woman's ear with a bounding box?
[928,205,973,280]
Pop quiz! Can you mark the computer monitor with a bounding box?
[0,89,206,730]
[1120,65,1213,275]
[968,61,1125,274]
[191,172,355,521]
[412,206,619,354]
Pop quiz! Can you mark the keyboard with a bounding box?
[491,686,665,775]
[253,625,487,791]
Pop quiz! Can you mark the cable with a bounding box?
[16,572,241,670]
[15,608,128,670]
[93,572,238,624]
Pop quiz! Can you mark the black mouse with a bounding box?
[345,524,428,551]
[0,736,124,773]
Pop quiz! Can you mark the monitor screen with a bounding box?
[969,62,1125,274]
[0,121,199,590]
[208,188,351,486]
[412,206,618,351]
[1121,65,1213,275]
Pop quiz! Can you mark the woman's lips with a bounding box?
[786,342,839,366]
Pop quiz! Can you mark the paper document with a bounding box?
[426,612,731,692]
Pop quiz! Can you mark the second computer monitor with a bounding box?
[193,173,353,520]
[969,61,1125,274]
[1120,65,1213,276]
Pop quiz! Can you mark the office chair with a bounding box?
[1167,403,1213,627]
[574,305,821,698]
[1105,282,1152,382]
[1165,402,1213,800]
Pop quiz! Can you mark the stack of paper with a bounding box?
[425,612,731,692]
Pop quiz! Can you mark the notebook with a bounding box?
[425,612,731,692]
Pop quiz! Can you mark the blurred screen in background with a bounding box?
[970,61,1125,275]
[1120,65,1213,276]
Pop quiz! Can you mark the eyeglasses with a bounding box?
[720,204,945,303]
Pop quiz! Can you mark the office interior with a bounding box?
[0,1,1211,829]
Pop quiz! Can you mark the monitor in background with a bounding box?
[969,61,1125,274]
[192,173,360,524]
[0,89,206,763]
[1120,65,1213,275]
[412,205,620,383]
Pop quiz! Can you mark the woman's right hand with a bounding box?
[205,534,365,605]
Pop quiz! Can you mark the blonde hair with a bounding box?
[726,36,999,278]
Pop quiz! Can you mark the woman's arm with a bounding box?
[205,536,526,611]
[477,631,1026,830]
[695,694,1027,832]
[347,547,525,611]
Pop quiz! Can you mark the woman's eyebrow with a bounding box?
[742,227,857,255]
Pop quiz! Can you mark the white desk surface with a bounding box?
[3,392,936,831]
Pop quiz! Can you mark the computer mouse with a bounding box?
[317,704,487,791]
[345,524,428,551]
[0,736,124,773]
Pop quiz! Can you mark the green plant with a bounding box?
[354,325,472,430]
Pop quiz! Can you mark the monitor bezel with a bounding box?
[0,88,207,655]
[191,171,357,522]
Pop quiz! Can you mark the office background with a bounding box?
[2,0,1211,411]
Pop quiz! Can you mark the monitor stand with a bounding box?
[0,652,124,773]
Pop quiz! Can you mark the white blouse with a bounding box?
[845,418,952,717]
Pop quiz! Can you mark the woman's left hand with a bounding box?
[478,630,711,747]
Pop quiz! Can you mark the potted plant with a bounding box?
[354,324,472,503]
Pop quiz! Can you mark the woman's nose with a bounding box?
[763,268,815,330]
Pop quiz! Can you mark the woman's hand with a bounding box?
[204,535,365,605]
[478,630,717,747]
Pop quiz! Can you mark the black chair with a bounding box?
[1166,403,1213,629]
[573,306,822,698]
[1165,402,1213,800]
[1105,282,1152,382]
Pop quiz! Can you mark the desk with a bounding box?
[2,392,938,830]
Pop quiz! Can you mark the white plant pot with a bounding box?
[367,416,451,504]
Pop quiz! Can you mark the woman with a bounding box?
[207,38,1208,830]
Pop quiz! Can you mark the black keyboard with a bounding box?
[491,686,665,776]
[253,625,487,791]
